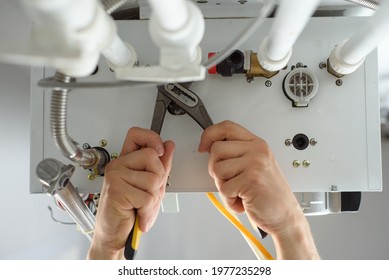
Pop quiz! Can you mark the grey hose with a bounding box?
[51,72,97,168]
[345,0,380,10]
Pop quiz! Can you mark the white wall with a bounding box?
[1,1,389,260]
[0,1,90,260]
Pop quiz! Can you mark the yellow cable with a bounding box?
[206,192,274,260]
[216,194,265,260]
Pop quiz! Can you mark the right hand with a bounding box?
[88,127,175,259]
[198,121,300,235]
[199,121,319,259]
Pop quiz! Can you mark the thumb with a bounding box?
[160,140,175,174]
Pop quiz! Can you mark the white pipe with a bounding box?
[147,0,189,31]
[21,0,136,75]
[267,0,321,61]
[258,0,321,71]
[21,0,97,31]
[148,0,204,66]
[329,0,389,75]
[340,1,389,65]
[102,34,132,67]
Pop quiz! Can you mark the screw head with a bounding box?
[296,62,304,68]
[293,160,301,168]
[302,160,310,168]
[265,80,272,87]
[88,173,95,180]
[285,139,292,146]
[111,153,118,160]
[167,83,175,90]
[310,138,318,146]
[82,143,90,150]
[319,62,327,69]
[331,185,338,192]
[99,139,107,147]
[246,77,254,84]
[336,79,343,86]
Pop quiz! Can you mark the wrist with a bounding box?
[87,237,125,260]
[272,209,320,260]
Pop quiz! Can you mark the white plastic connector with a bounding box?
[283,67,319,107]
[116,0,205,83]
[1,0,135,77]
[257,37,292,72]
[58,4,118,77]
[328,40,365,76]
[103,40,138,72]
[58,2,138,77]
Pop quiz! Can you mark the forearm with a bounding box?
[87,236,125,260]
[272,211,320,260]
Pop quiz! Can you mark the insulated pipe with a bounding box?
[258,0,321,71]
[147,0,189,32]
[329,0,389,75]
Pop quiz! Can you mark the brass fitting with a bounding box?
[326,58,344,78]
[246,52,279,79]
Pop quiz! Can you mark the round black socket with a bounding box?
[292,134,309,150]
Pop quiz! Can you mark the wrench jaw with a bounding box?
[156,83,214,130]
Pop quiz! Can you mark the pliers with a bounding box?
[124,83,214,260]
[123,83,268,259]
[151,83,214,133]
[152,84,268,239]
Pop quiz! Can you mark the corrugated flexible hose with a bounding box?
[51,72,96,167]
[345,0,380,10]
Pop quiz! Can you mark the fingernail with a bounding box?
[156,143,164,157]
[198,145,206,153]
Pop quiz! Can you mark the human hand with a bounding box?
[198,121,319,259]
[88,127,175,259]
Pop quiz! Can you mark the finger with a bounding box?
[137,194,160,232]
[140,197,163,233]
[106,179,157,231]
[113,167,161,195]
[115,148,165,179]
[210,157,246,181]
[214,177,245,214]
[160,140,175,176]
[198,121,257,153]
[138,141,175,232]
[215,172,256,213]
[120,127,164,156]
[101,176,155,212]
[209,140,250,162]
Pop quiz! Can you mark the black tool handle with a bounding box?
[124,227,136,260]
[258,227,268,239]
[124,212,141,260]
